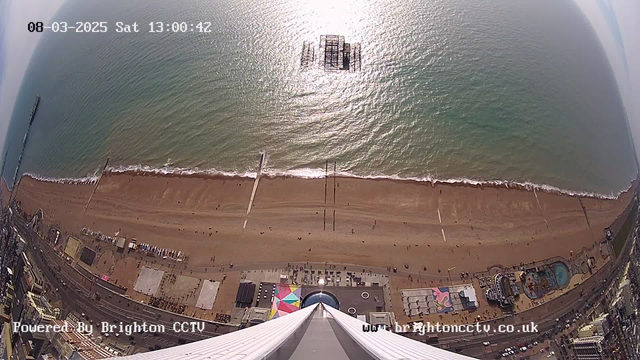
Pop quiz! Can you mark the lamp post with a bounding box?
[447,267,456,287]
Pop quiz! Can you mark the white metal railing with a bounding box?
[110,302,478,359]
[109,304,318,360]
[323,304,477,360]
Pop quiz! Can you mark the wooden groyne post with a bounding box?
[243,152,265,229]
[83,157,110,213]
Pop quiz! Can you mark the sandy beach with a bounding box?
[12,172,637,274]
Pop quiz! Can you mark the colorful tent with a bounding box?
[269,284,302,319]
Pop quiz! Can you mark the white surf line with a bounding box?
[441,228,447,242]
[243,152,265,229]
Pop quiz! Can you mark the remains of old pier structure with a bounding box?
[301,35,361,72]
[9,95,40,203]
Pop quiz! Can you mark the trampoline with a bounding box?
[554,262,570,288]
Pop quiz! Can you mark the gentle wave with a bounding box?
[109,164,260,179]
[23,171,100,185]
[20,164,632,200]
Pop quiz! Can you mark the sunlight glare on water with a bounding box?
[1,0,636,196]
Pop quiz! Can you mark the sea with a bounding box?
[2,0,637,197]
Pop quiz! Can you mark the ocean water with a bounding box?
[2,0,637,196]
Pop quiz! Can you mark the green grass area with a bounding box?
[613,201,638,257]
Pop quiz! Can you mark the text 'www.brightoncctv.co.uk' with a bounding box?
[362,322,539,335]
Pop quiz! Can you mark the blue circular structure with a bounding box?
[302,291,339,309]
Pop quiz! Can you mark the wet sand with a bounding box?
[14,172,637,274]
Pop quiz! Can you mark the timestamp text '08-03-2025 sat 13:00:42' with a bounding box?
[28,21,213,33]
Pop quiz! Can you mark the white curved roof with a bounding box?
[111,303,477,360]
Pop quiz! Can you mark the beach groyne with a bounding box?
[243,152,265,228]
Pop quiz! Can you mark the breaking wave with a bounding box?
[22,171,100,185]
[21,164,631,200]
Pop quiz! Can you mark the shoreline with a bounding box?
[20,163,636,200]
